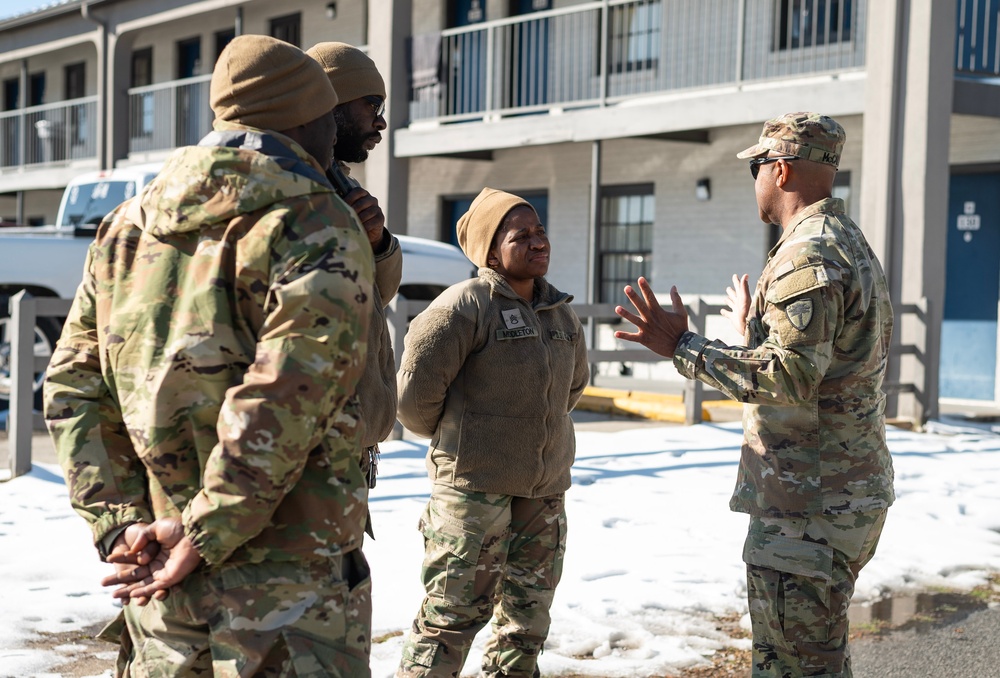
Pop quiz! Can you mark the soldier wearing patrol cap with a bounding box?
[614,112,894,677]
[44,34,375,676]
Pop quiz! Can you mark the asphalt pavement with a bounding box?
[852,601,1000,677]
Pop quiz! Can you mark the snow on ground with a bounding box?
[2,419,999,676]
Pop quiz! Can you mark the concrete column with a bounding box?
[861,0,956,423]
[104,30,136,167]
[81,2,109,169]
[366,0,411,234]
[898,0,955,422]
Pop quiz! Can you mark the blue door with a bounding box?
[940,173,1000,401]
[176,37,203,146]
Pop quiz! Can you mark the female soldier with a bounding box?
[395,187,590,678]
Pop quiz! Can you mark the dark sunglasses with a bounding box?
[749,155,798,180]
[362,95,385,121]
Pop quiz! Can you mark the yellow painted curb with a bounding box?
[578,386,741,423]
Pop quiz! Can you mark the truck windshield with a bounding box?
[60,180,137,227]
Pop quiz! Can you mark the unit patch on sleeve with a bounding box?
[785,298,814,331]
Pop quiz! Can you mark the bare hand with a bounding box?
[103,523,159,605]
[104,518,203,605]
[343,187,385,249]
[719,273,751,336]
[613,277,689,358]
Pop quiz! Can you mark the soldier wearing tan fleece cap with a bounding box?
[307,41,400,540]
[80,34,376,677]
[396,187,589,678]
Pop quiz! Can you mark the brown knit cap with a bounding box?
[211,35,339,132]
[456,188,534,267]
[307,42,386,103]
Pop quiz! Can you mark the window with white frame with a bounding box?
[608,0,662,72]
[599,185,654,307]
[776,0,853,50]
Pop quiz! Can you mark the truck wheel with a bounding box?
[0,302,61,412]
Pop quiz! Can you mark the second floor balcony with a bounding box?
[409,0,869,126]
[2,0,1000,176]
[0,97,98,175]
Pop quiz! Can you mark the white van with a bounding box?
[55,163,162,228]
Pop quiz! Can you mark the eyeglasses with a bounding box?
[749,156,798,180]
[362,95,385,122]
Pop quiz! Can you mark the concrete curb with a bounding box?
[578,386,742,423]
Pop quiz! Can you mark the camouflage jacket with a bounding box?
[674,198,895,518]
[397,270,590,497]
[338,162,403,447]
[44,122,373,566]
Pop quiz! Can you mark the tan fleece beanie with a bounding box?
[211,35,339,132]
[456,188,533,267]
[307,42,386,103]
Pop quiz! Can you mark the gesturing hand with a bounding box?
[720,273,751,337]
[613,277,689,359]
[104,518,203,605]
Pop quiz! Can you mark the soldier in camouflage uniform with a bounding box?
[614,112,894,677]
[395,188,590,677]
[43,35,374,677]
[307,42,402,535]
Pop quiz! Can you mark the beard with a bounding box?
[333,108,374,164]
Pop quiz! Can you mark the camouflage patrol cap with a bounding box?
[736,112,845,168]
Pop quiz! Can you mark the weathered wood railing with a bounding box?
[4,293,929,480]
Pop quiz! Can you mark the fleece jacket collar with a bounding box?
[476,268,574,310]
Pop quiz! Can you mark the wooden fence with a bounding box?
[4,292,928,480]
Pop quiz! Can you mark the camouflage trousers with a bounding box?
[743,509,887,678]
[397,484,567,678]
[103,549,372,677]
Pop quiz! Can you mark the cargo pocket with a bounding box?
[743,531,834,650]
[401,637,441,669]
[419,505,488,605]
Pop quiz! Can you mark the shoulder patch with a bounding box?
[785,298,814,331]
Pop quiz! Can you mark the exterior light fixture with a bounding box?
[695,178,711,201]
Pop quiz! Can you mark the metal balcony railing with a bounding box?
[956,0,1000,75]
[410,0,867,123]
[0,97,98,169]
[127,74,213,155]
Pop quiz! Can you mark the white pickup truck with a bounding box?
[0,165,474,408]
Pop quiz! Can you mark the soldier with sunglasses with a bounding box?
[614,112,894,678]
[308,42,402,543]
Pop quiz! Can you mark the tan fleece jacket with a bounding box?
[338,162,402,447]
[397,269,590,497]
[357,237,402,447]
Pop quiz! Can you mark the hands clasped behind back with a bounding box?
[103,517,204,605]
